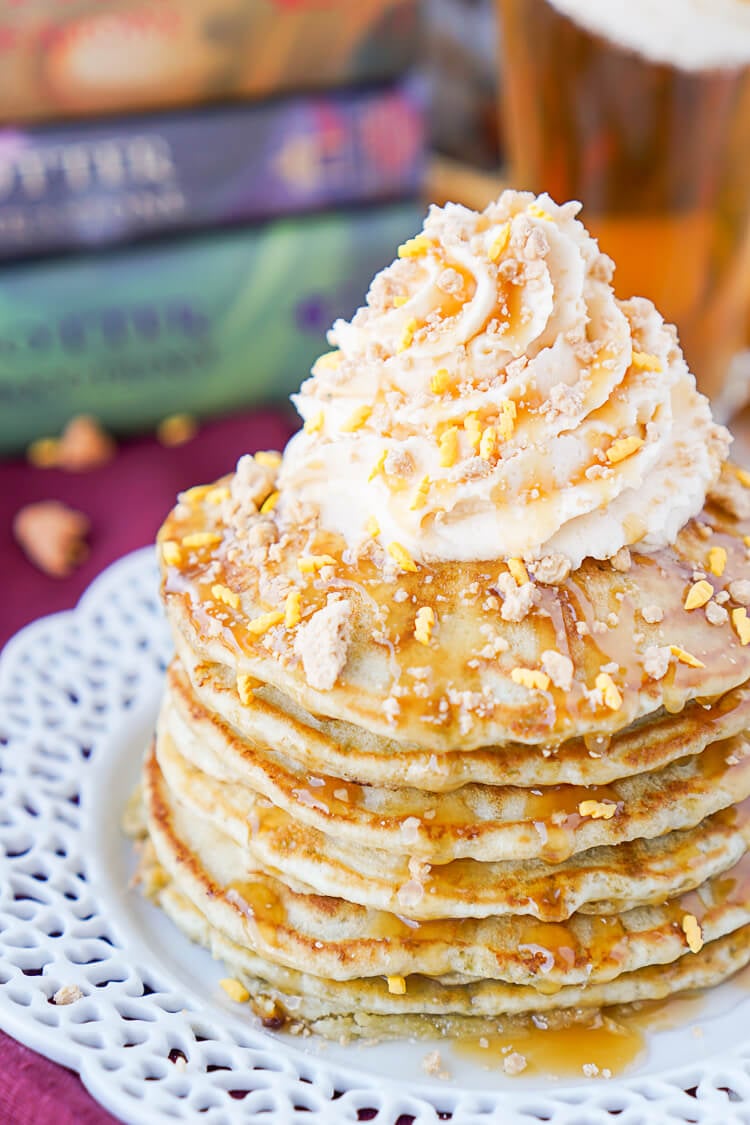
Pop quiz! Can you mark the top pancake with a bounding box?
[158,460,750,749]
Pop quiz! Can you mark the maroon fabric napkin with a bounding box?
[0,408,296,1122]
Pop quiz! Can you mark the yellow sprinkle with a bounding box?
[488,222,511,262]
[247,609,285,635]
[497,399,517,440]
[27,436,60,468]
[157,412,197,447]
[341,405,372,433]
[670,644,705,669]
[595,671,623,711]
[369,449,388,481]
[681,913,703,955]
[511,667,551,692]
[684,580,713,611]
[182,531,222,550]
[464,412,482,451]
[205,485,230,505]
[162,540,182,567]
[365,515,380,537]
[392,295,408,307]
[219,978,249,1003]
[606,435,643,464]
[259,490,280,514]
[578,800,617,821]
[387,541,418,573]
[439,426,459,468]
[414,606,435,645]
[236,674,255,706]
[298,554,337,574]
[315,350,341,369]
[410,475,431,510]
[211,583,239,610]
[735,466,750,488]
[254,450,282,469]
[430,368,452,395]
[397,234,431,258]
[398,317,418,353]
[387,975,407,994]
[732,607,750,646]
[707,546,727,577]
[528,201,552,221]
[631,350,663,372]
[480,426,497,462]
[304,411,324,434]
[507,558,530,586]
[284,589,301,629]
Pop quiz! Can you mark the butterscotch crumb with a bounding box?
[157,412,197,447]
[496,571,539,622]
[684,580,713,611]
[284,589,301,628]
[387,541,418,573]
[422,1049,451,1079]
[507,557,530,586]
[414,606,435,645]
[14,500,90,577]
[237,674,255,705]
[27,436,61,468]
[161,539,182,567]
[53,984,83,1005]
[729,580,750,605]
[641,604,664,624]
[387,975,406,995]
[707,546,727,577]
[298,554,337,574]
[219,978,250,1003]
[511,667,550,692]
[578,799,617,820]
[681,913,704,954]
[247,609,285,636]
[610,547,631,572]
[607,435,643,464]
[503,1051,528,1076]
[183,531,221,549]
[708,462,750,520]
[211,583,239,610]
[642,644,671,680]
[732,607,750,646]
[294,597,352,691]
[670,644,705,668]
[531,553,571,585]
[540,650,574,691]
[595,671,622,710]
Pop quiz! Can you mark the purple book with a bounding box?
[0,78,425,260]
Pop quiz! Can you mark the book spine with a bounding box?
[0,80,426,260]
[0,204,422,453]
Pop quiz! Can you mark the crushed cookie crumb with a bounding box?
[641,604,664,624]
[503,1051,528,1076]
[610,546,631,572]
[496,571,539,622]
[642,645,671,680]
[53,984,83,1005]
[705,600,729,626]
[540,650,574,691]
[422,1049,451,1079]
[729,580,750,605]
[531,554,571,585]
[294,597,352,691]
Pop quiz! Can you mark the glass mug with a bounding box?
[497,0,750,418]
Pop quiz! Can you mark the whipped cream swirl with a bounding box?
[279,191,729,567]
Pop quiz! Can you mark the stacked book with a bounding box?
[0,0,424,453]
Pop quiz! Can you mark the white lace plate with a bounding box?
[2,547,750,1125]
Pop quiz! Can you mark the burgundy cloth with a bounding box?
[0,408,296,1122]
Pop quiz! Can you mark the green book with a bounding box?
[0,204,421,453]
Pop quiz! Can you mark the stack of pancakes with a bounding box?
[134,459,750,1040]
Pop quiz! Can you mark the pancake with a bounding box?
[160,477,750,750]
[144,746,750,991]
[157,679,750,865]
[176,639,750,790]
